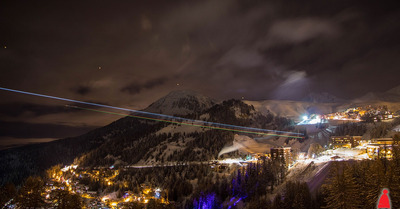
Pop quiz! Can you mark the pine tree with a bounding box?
[16,176,46,208]
[272,193,284,209]
[342,164,361,208]
[53,190,83,209]
[389,145,400,207]
[365,160,386,207]
[0,183,17,206]
[387,162,400,208]
[323,162,360,209]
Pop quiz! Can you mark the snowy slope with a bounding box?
[244,100,347,121]
[302,92,344,103]
[145,90,216,116]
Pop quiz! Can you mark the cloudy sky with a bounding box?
[0,0,399,148]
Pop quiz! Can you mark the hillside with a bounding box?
[144,90,216,116]
[247,98,400,122]
[78,99,295,167]
[0,92,296,186]
[302,92,344,103]
[355,85,400,103]
[244,100,349,121]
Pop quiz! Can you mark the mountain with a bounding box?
[386,85,400,95]
[302,92,344,103]
[245,99,349,121]
[0,91,295,186]
[77,99,294,167]
[145,90,216,116]
[0,115,148,185]
[354,92,380,102]
[355,85,400,102]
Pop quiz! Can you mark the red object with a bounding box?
[377,189,391,209]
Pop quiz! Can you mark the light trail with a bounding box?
[69,105,303,138]
[0,86,303,138]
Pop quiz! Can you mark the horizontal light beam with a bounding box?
[0,86,303,137]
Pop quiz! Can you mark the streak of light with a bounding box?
[0,87,303,138]
[69,105,303,138]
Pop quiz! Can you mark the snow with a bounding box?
[246,99,400,122]
[244,100,344,121]
[145,90,215,116]
[303,92,343,103]
[393,125,400,132]
[387,85,400,96]
[138,125,198,165]
[218,134,304,156]
[156,124,201,135]
[270,160,330,200]
[199,113,210,120]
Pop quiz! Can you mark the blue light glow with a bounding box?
[193,193,217,209]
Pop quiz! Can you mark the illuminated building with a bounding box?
[270,147,292,167]
[366,144,397,159]
[367,138,399,159]
[330,136,362,148]
[372,138,399,145]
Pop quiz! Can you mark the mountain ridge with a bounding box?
[144,90,216,116]
[0,91,295,186]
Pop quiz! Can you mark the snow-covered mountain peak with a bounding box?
[386,85,400,95]
[302,92,342,103]
[144,90,216,116]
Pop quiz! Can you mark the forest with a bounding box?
[3,149,400,209]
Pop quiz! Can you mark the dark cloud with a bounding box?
[0,121,96,139]
[0,102,75,117]
[121,77,167,95]
[267,18,339,44]
[1,0,399,102]
[71,85,91,95]
[0,101,108,118]
[0,0,400,146]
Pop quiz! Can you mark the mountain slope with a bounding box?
[0,116,158,185]
[145,90,216,116]
[386,85,400,95]
[78,99,294,167]
[302,92,344,103]
[244,100,349,121]
[0,91,295,186]
[355,85,400,102]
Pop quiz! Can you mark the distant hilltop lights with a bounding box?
[298,105,397,125]
[298,114,324,125]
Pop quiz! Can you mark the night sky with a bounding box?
[1,0,400,148]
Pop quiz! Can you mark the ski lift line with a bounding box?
[69,105,304,139]
[0,86,302,136]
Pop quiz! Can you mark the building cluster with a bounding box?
[323,105,394,122]
[210,149,296,169]
[366,138,399,159]
[330,135,399,159]
[45,164,168,208]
